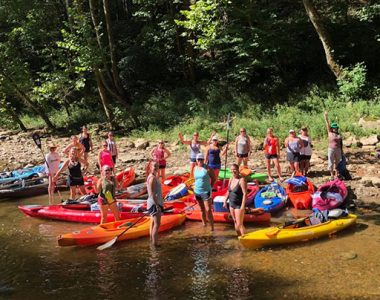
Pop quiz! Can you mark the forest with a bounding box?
[0,0,379,137]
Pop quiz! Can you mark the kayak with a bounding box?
[219,168,267,183]
[162,173,190,197]
[115,167,135,189]
[185,207,271,224]
[116,182,147,199]
[18,201,187,223]
[254,182,286,213]
[239,214,357,248]
[0,164,46,185]
[312,178,347,211]
[286,177,315,209]
[58,214,186,247]
[0,177,48,200]
[83,175,98,194]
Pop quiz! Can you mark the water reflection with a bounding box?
[144,246,161,300]
[225,253,250,300]
[95,251,119,298]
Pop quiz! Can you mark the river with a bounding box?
[1,193,380,300]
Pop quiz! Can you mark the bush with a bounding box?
[337,63,368,101]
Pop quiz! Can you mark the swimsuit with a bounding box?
[207,148,221,169]
[228,179,244,209]
[79,134,91,153]
[67,160,84,186]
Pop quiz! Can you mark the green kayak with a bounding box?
[219,168,267,182]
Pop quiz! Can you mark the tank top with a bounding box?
[287,139,301,153]
[189,141,201,159]
[228,179,244,204]
[100,150,114,168]
[99,177,116,200]
[147,174,163,209]
[328,132,342,149]
[264,136,278,155]
[79,134,91,152]
[68,160,82,179]
[106,139,117,156]
[208,148,221,166]
[194,165,212,194]
[153,147,166,164]
[237,136,249,155]
[299,135,312,156]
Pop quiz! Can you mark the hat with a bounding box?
[330,123,339,129]
[48,142,58,149]
[196,153,205,160]
[212,135,219,141]
[289,129,295,133]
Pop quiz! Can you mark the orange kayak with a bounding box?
[58,214,186,247]
[115,167,136,188]
[286,178,315,209]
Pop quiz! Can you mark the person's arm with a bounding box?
[276,137,281,158]
[234,136,238,156]
[79,158,89,173]
[53,160,69,182]
[147,176,159,206]
[207,130,216,144]
[96,177,103,193]
[298,138,303,149]
[89,134,93,151]
[150,148,156,160]
[114,142,118,158]
[221,144,229,157]
[240,178,247,209]
[324,111,330,134]
[98,150,102,168]
[78,143,85,156]
[164,147,171,159]
[178,132,191,145]
[247,136,252,154]
[223,180,231,208]
[284,137,289,148]
[62,144,71,156]
[204,147,209,165]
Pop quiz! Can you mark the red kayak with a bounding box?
[18,201,187,223]
[185,206,270,224]
[115,167,135,189]
[162,173,190,197]
[83,175,98,194]
[286,177,315,209]
[312,178,347,211]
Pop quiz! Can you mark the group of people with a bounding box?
[43,111,343,245]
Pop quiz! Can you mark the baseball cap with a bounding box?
[196,153,205,160]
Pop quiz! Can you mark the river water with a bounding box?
[1,193,380,300]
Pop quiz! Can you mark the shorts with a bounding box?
[287,152,300,163]
[97,196,116,205]
[265,154,278,160]
[112,155,117,164]
[237,153,249,158]
[300,155,311,161]
[67,176,84,187]
[158,160,166,169]
[147,204,164,216]
[229,199,243,209]
[328,148,342,171]
[190,157,197,163]
[208,163,221,170]
[195,192,211,201]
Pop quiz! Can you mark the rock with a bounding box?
[359,177,374,187]
[372,178,380,188]
[362,145,376,151]
[358,117,380,130]
[359,135,379,146]
[134,139,149,150]
[343,136,358,148]
[340,251,357,260]
[125,141,135,148]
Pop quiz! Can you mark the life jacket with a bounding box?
[264,136,278,155]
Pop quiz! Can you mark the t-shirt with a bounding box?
[299,135,312,156]
[45,152,61,174]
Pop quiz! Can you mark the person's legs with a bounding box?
[196,198,207,226]
[78,185,86,195]
[151,212,161,246]
[237,156,243,166]
[327,148,335,178]
[204,199,214,231]
[213,168,220,180]
[109,202,120,221]
[48,175,55,204]
[161,168,166,182]
[69,186,76,199]
[242,157,249,167]
[229,206,238,233]
[304,159,311,176]
[265,158,273,181]
[235,208,245,236]
[99,204,108,224]
[273,158,283,180]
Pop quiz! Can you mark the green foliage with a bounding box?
[337,63,368,101]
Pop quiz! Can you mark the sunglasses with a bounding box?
[159,142,164,144]
[102,145,107,147]
[240,130,246,132]
[105,169,111,172]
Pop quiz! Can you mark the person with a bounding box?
[178,131,213,177]
[79,126,93,165]
[284,129,303,176]
[96,165,120,224]
[146,161,164,246]
[98,141,114,171]
[234,128,252,167]
[223,164,247,236]
[63,135,85,158]
[106,132,118,165]
[299,127,312,176]
[193,153,216,231]
[263,128,283,182]
[205,135,228,180]
[150,140,171,182]
[324,111,343,179]
[54,148,88,199]
[45,142,61,204]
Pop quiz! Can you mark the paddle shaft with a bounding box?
[222,113,230,189]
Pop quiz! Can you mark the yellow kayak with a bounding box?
[239,214,357,248]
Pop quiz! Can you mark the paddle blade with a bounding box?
[265,227,281,238]
[32,133,42,149]
[97,237,118,251]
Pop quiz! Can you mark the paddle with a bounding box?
[32,133,63,202]
[222,113,231,189]
[265,216,308,238]
[97,202,197,251]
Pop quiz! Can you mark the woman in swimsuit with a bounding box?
[234,127,252,167]
[299,127,313,176]
[63,135,85,158]
[96,165,120,224]
[205,134,228,180]
[150,140,171,182]
[98,141,114,171]
[79,126,93,165]
[178,131,213,177]
[263,128,283,182]
[54,148,88,199]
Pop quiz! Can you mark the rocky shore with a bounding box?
[0,127,379,210]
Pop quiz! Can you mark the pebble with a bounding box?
[340,251,358,260]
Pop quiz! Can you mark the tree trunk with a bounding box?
[94,68,117,130]
[2,100,27,131]
[302,0,344,79]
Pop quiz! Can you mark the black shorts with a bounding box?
[237,153,249,158]
[229,199,243,209]
[148,204,164,216]
[300,155,311,161]
[112,155,117,164]
[287,152,300,162]
[195,192,211,201]
[67,176,84,187]
[265,154,278,160]
[190,157,197,163]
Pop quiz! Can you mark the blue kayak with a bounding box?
[0,165,46,185]
[254,182,286,213]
